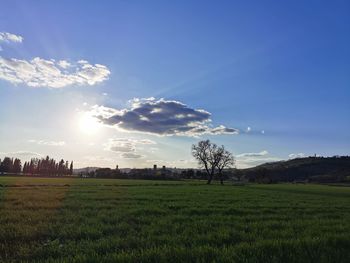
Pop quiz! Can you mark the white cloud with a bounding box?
[236,150,268,158]
[246,126,251,132]
[28,139,66,146]
[104,138,156,159]
[288,153,305,159]
[106,139,135,153]
[0,151,42,160]
[235,150,280,168]
[57,60,71,69]
[0,32,23,44]
[236,156,281,169]
[89,105,120,118]
[78,60,88,64]
[82,156,115,162]
[121,153,144,159]
[0,31,110,88]
[0,57,110,88]
[92,98,239,136]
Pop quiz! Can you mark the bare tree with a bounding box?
[216,146,235,184]
[192,140,219,184]
[192,140,234,184]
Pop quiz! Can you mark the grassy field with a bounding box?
[0,176,349,262]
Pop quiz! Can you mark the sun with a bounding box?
[79,113,100,135]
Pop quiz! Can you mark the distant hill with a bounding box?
[241,156,350,183]
[73,156,350,184]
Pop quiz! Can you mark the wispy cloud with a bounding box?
[0,57,110,88]
[0,31,110,88]
[288,153,305,159]
[92,98,239,136]
[121,153,144,159]
[0,151,42,159]
[82,156,115,162]
[236,150,268,158]
[236,156,281,168]
[105,138,156,159]
[89,105,119,118]
[105,138,156,152]
[28,139,66,146]
[235,150,280,168]
[0,32,23,44]
[105,139,135,153]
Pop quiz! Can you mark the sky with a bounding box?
[0,0,349,169]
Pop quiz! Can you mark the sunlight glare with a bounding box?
[79,113,100,135]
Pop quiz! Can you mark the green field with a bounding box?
[0,176,349,262]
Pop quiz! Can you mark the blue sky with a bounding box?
[0,0,349,168]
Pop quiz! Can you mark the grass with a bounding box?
[0,176,349,262]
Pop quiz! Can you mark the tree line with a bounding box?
[0,156,73,176]
[78,140,237,184]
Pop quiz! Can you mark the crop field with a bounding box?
[0,176,349,262]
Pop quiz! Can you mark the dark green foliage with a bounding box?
[0,177,349,262]
[0,157,13,173]
[70,161,74,175]
[1,155,74,176]
[243,156,350,183]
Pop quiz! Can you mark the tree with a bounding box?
[216,146,235,184]
[191,140,222,184]
[65,161,69,174]
[1,157,13,173]
[70,161,73,175]
[192,140,235,184]
[58,159,65,175]
[29,159,36,175]
[23,162,28,174]
[13,158,22,174]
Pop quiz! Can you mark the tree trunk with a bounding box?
[219,170,224,185]
[207,174,213,184]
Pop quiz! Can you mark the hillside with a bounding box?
[241,156,350,183]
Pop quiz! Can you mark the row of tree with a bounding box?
[0,156,73,176]
[0,157,22,173]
